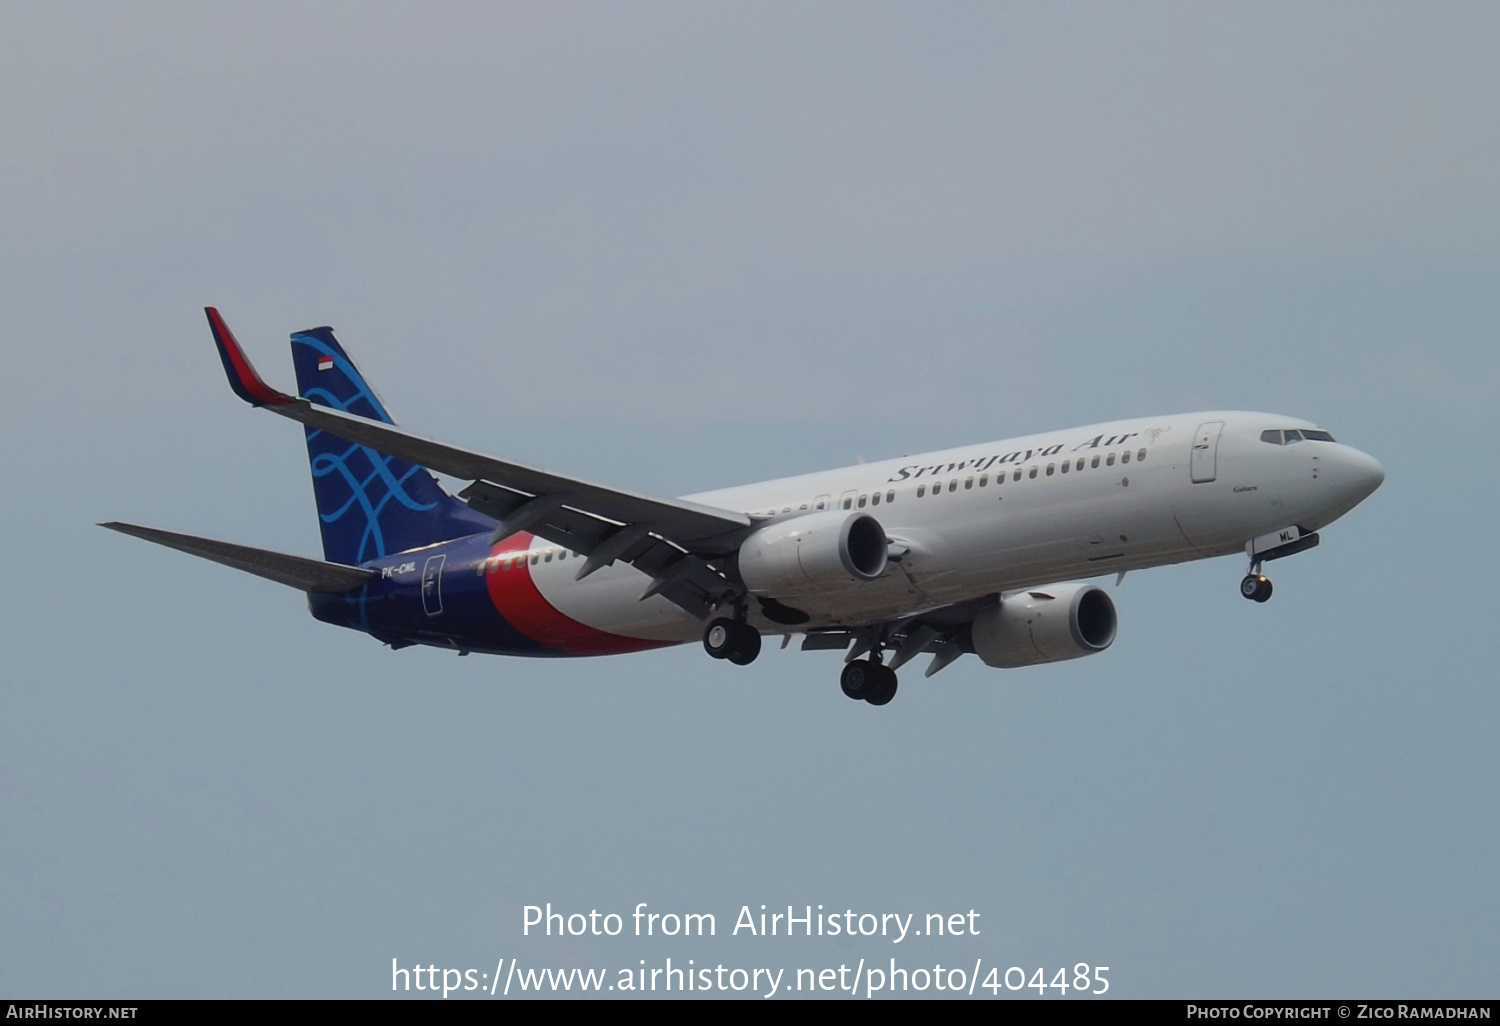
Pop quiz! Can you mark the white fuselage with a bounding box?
[505,411,1384,642]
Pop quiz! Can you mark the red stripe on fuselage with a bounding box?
[484,532,668,656]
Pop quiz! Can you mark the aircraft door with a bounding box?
[1190,421,1224,483]
[813,494,831,511]
[421,554,446,617]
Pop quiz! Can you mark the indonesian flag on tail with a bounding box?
[317,356,334,372]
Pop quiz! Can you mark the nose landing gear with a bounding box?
[1240,526,1321,603]
[703,617,762,665]
[1240,573,1273,603]
[1240,549,1274,602]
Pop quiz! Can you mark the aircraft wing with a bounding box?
[206,308,752,616]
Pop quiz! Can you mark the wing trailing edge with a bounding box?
[100,522,374,593]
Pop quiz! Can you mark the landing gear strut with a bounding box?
[703,617,762,665]
[840,657,899,705]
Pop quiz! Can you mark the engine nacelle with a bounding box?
[970,582,1117,668]
[738,510,889,598]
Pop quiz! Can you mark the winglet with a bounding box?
[205,307,295,407]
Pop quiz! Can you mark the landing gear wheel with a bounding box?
[703,618,737,659]
[840,659,877,700]
[704,618,762,664]
[1240,574,1273,603]
[864,665,899,706]
[727,625,762,665]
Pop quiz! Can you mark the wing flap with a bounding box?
[100,522,374,593]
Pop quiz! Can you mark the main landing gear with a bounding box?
[840,657,898,706]
[704,616,901,706]
[702,617,762,665]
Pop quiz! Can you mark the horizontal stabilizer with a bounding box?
[100,522,374,593]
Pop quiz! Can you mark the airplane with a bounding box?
[103,308,1386,706]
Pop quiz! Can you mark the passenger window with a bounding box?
[965,477,973,489]
[1060,462,1070,474]
[842,496,852,509]
[1013,469,1022,482]
[799,503,808,510]
[1028,467,1038,479]
[1303,430,1335,442]
[1091,455,1100,468]
[917,485,926,497]
[1046,464,1055,476]
[1260,430,1283,444]
[544,551,553,562]
[871,492,881,505]
[1106,454,1115,466]
[1137,449,1146,461]
[1077,458,1085,471]
[815,497,828,510]
[886,490,895,503]
[1121,451,1131,464]
[1284,430,1303,443]
[857,495,867,508]
[949,480,958,492]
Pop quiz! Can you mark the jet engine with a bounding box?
[970,583,1117,668]
[737,510,889,597]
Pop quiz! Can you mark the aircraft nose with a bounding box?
[1336,447,1385,504]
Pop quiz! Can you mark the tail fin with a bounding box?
[287,326,493,564]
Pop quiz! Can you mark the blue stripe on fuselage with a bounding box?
[307,534,554,656]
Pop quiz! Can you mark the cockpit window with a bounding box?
[1263,427,1336,445]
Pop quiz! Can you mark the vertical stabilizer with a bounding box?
[288,327,493,564]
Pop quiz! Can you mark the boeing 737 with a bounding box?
[103,308,1385,705]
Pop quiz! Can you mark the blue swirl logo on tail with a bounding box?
[290,329,493,566]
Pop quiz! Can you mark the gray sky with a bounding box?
[2,1,1496,999]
